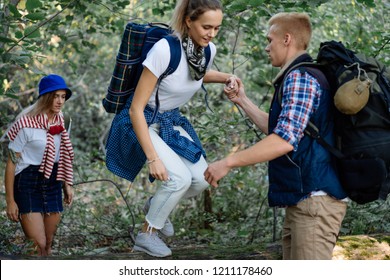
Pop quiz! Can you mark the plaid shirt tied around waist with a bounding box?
[105,100,206,182]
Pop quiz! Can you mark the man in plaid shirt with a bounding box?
[205,12,348,260]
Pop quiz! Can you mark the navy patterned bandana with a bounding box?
[182,36,207,81]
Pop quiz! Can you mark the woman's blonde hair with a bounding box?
[15,91,56,120]
[170,0,223,38]
[268,12,312,50]
[28,92,56,116]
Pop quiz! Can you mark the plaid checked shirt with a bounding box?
[105,96,205,183]
[273,69,322,151]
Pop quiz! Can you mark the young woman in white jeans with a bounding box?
[105,0,238,257]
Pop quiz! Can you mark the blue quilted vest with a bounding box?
[267,54,347,207]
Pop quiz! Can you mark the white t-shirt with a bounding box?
[8,127,61,175]
[142,37,216,112]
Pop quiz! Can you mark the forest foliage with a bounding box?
[0,0,389,257]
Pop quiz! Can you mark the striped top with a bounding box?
[7,113,74,186]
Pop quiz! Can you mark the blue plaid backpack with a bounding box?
[102,22,211,114]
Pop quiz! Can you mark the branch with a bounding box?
[0,0,21,50]
[91,0,140,21]
[72,179,136,244]
[374,38,390,58]
[5,0,79,54]
[249,195,268,244]
[230,22,241,75]
[10,88,35,97]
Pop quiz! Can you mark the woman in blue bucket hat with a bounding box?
[4,74,74,256]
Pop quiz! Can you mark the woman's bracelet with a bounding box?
[147,157,160,164]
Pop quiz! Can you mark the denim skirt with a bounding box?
[14,164,63,214]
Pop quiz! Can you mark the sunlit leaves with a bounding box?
[7,4,22,18]
[23,25,41,38]
[2,51,31,65]
[25,12,46,20]
[356,0,376,8]
[0,36,16,43]
[26,0,43,12]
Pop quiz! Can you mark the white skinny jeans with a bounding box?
[145,124,209,229]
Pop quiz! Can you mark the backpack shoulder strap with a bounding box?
[164,36,211,70]
[277,62,333,103]
[277,62,320,104]
[201,44,213,112]
[149,35,181,123]
[303,66,330,91]
[277,62,345,159]
[164,35,181,77]
[304,121,345,159]
[205,44,211,67]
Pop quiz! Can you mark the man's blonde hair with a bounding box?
[268,12,312,50]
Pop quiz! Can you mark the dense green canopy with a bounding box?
[0,0,389,257]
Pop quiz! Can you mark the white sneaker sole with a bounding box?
[133,245,172,258]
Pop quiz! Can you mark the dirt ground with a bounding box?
[1,233,389,260]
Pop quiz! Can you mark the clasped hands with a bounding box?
[224,75,240,100]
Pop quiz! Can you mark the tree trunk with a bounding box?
[204,189,213,230]
[0,0,20,50]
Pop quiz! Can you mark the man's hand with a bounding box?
[204,159,232,187]
[224,76,239,99]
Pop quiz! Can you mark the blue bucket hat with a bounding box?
[38,74,72,100]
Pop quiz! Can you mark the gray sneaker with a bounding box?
[133,231,172,257]
[143,197,174,237]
